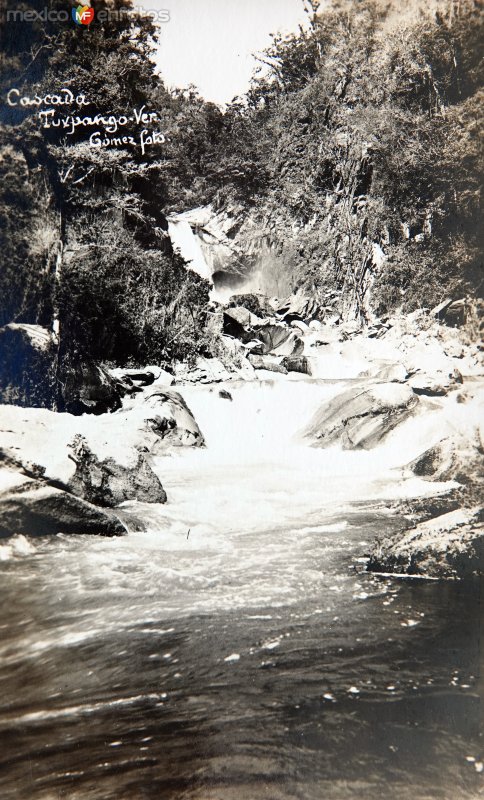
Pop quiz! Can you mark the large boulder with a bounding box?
[0,404,169,510]
[0,324,57,408]
[252,323,304,357]
[367,508,484,580]
[223,307,263,343]
[0,481,126,538]
[0,323,125,414]
[274,289,320,324]
[281,355,311,375]
[303,382,419,449]
[410,435,483,485]
[138,388,205,449]
[248,355,288,374]
[67,435,166,507]
[61,360,124,414]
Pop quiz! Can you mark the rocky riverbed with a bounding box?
[0,297,482,580]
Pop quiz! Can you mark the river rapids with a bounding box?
[0,378,482,799]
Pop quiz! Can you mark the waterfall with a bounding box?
[167,218,213,282]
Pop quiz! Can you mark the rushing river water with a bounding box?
[0,380,482,800]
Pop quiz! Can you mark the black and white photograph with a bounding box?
[0,1,482,798]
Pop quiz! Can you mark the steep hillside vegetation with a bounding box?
[0,0,482,374]
[204,0,483,320]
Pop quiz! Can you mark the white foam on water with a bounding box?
[0,378,462,658]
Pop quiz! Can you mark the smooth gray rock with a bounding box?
[0,483,126,537]
[303,382,419,449]
[140,389,205,448]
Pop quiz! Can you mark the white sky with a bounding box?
[141,0,308,105]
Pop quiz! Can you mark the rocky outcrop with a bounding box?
[0,323,125,414]
[248,355,288,374]
[0,389,207,536]
[367,508,483,580]
[303,382,419,449]
[61,360,124,415]
[0,481,127,538]
[0,324,57,409]
[138,389,205,449]
[67,435,166,507]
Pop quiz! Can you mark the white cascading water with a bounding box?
[0,375,479,800]
[167,218,213,282]
[134,377,456,600]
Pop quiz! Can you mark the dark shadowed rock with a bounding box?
[252,323,303,357]
[0,483,126,538]
[62,361,124,415]
[223,307,263,342]
[432,297,472,327]
[219,389,233,401]
[281,356,311,375]
[67,435,166,507]
[303,383,419,449]
[0,324,57,409]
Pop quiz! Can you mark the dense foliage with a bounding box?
[203,0,483,318]
[0,0,211,365]
[0,0,482,360]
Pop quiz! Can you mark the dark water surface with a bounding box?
[0,514,481,800]
[0,382,482,799]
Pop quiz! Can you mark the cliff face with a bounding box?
[174,1,482,322]
[167,204,296,302]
